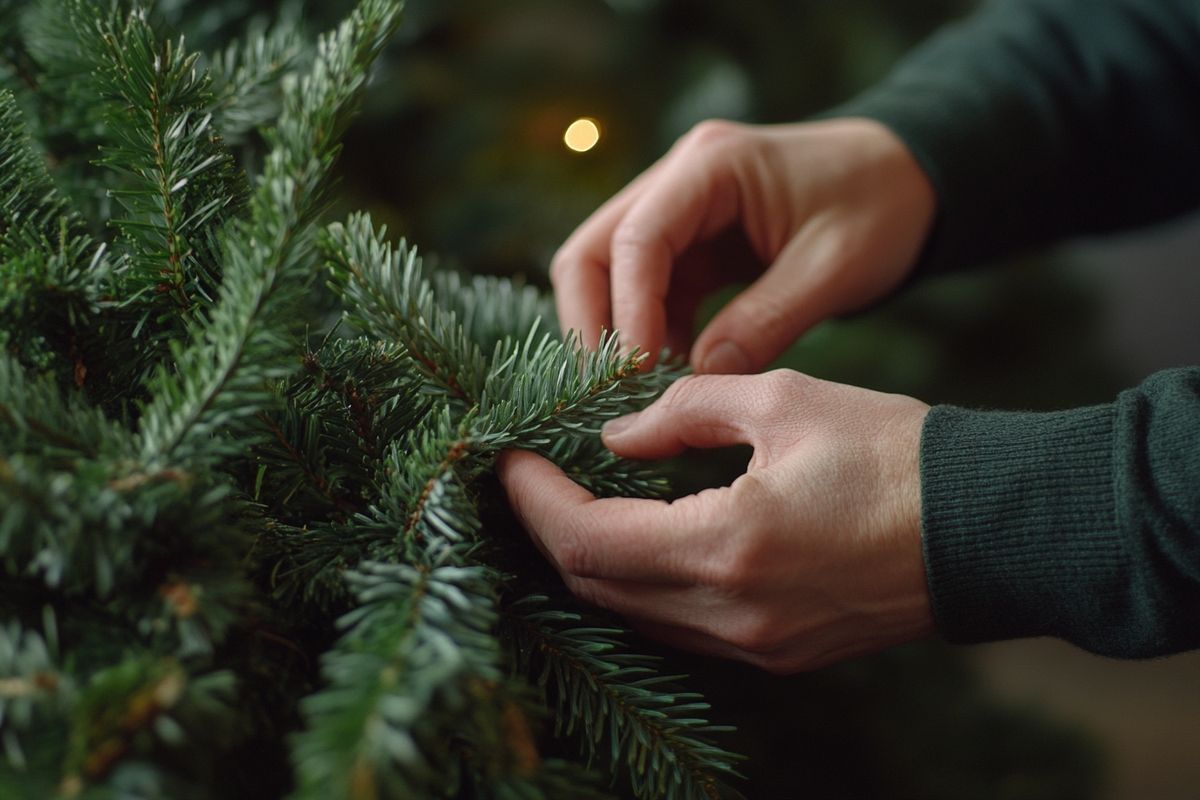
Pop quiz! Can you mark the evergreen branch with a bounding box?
[291,559,504,800]
[372,407,482,560]
[0,609,70,772]
[324,212,683,443]
[0,3,763,797]
[249,336,425,524]
[0,611,239,794]
[0,90,110,381]
[481,759,617,800]
[0,445,254,612]
[476,327,682,447]
[0,88,71,244]
[0,231,112,390]
[137,0,404,468]
[323,213,489,403]
[210,15,305,144]
[429,271,557,353]
[504,598,745,800]
[540,435,671,500]
[63,657,238,790]
[261,378,473,612]
[15,0,115,223]
[256,410,363,517]
[263,521,389,610]
[0,353,125,461]
[80,0,242,318]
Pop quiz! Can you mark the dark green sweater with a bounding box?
[837,0,1200,657]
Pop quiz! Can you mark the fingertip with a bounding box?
[692,339,753,375]
[495,448,516,479]
[599,411,642,452]
[496,448,552,484]
[626,344,659,374]
[616,310,666,374]
[553,258,612,352]
[496,449,596,518]
[692,311,767,374]
[562,325,602,353]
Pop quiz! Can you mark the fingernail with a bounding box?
[602,412,641,440]
[700,340,751,374]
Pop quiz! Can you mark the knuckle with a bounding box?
[715,550,756,594]
[744,291,792,332]
[727,471,773,522]
[753,369,808,416]
[610,220,659,258]
[714,477,775,591]
[713,536,760,593]
[727,613,784,654]
[658,374,732,415]
[565,576,606,609]
[684,119,743,150]
[552,524,598,578]
[658,374,698,411]
[759,368,808,397]
[758,654,804,676]
[548,250,573,284]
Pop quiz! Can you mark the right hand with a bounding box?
[550,117,937,372]
[499,369,934,674]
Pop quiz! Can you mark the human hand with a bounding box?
[551,117,936,371]
[498,370,934,673]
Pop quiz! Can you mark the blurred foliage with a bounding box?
[332,0,1126,411]
[341,0,979,274]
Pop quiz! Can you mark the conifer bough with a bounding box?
[0,1,744,797]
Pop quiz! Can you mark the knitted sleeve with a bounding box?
[920,370,1200,657]
[833,0,1200,655]
[833,0,1200,274]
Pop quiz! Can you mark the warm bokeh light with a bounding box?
[563,117,601,152]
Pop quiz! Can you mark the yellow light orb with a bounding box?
[564,118,601,153]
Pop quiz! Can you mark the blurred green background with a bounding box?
[182,0,1200,796]
[332,0,1131,412]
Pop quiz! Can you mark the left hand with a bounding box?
[497,370,934,673]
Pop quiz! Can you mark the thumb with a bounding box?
[691,243,839,374]
[602,374,761,460]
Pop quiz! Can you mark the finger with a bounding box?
[565,576,745,632]
[692,230,843,374]
[553,256,610,349]
[497,449,721,582]
[663,286,704,358]
[601,374,771,460]
[608,143,741,363]
[551,162,666,346]
[661,229,766,358]
[630,619,764,665]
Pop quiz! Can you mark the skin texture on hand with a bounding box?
[549,117,936,372]
[498,371,935,674]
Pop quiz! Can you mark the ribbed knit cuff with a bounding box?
[919,403,1123,646]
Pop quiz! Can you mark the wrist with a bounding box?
[875,396,936,643]
[795,117,938,314]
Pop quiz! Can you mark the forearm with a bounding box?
[834,0,1200,273]
[920,368,1200,657]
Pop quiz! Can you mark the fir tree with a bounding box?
[0,1,744,798]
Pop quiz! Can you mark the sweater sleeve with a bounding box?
[830,1,1200,655]
[920,368,1200,657]
[832,0,1200,274]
